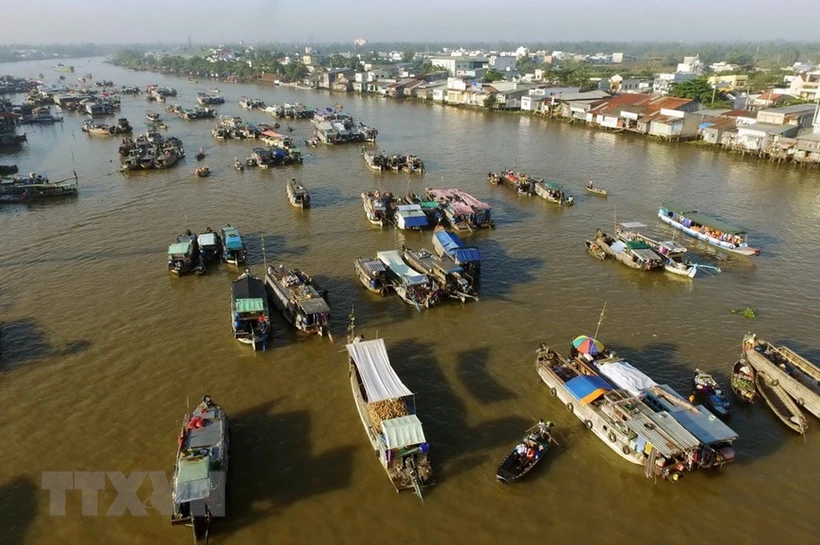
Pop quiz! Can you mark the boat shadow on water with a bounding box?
[215,403,356,536]
[390,339,531,485]
[456,347,517,405]
[243,232,309,263]
[0,318,91,372]
[0,476,38,545]
[473,238,545,300]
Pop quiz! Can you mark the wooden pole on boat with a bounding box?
[593,302,607,343]
[261,234,267,272]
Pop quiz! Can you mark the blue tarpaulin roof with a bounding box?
[434,230,465,255]
[225,235,243,251]
[453,248,481,264]
[565,375,612,405]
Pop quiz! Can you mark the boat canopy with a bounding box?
[382,415,426,449]
[565,375,612,405]
[232,276,266,306]
[198,232,218,247]
[347,338,414,403]
[396,205,429,228]
[453,248,481,264]
[358,259,386,275]
[619,221,647,229]
[597,360,658,396]
[433,230,465,255]
[544,181,563,190]
[174,456,211,503]
[299,297,330,315]
[168,241,192,256]
[648,385,738,444]
[625,240,651,250]
[235,298,265,314]
[224,235,243,251]
[377,250,428,286]
[625,412,699,457]
[660,202,745,234]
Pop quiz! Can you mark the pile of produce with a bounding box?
[367,398,409,429]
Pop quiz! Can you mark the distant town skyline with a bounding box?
[3,0,820,45]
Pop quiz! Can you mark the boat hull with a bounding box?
[658,213,760,256]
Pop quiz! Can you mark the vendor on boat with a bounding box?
[588,180,594,189]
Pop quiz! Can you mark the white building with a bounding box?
[430,56,488,76]
[676,56,703,75]
[653,72,697,95]
[515,46,529,58]
[612,52,624,63]
[710,62,739,73]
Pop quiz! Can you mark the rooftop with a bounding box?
[760,104,817,115]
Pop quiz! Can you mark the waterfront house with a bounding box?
[586,94,699,133]
[331,76,353,93]
[735,123,799,152]
[549,91,611,119]
[700,117,737,145]
[756,104,818,129]
[788,71,820,100]
[521,95,545,111]
[641,110,701,140]
[319,68,356,90]
[794,133,820,163]
[749,91,789,109]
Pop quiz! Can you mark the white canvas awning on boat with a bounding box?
[597,359,658,396]
[377,250,428,286]
[382,415,426,449]
[198,232,218,246]
[347,338,414,403]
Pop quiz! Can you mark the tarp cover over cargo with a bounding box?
[565,375,612,405]
[347,338,414,403]
[597,359,658,396]
[433,230,481,264]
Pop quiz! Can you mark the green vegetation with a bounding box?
[732,306,758,319]
[668,77,716,103]
[483,69,504,83]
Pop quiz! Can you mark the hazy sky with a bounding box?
[3,0,819,45]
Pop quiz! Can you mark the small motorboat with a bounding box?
[730,360,757,404]
[195,167,210,178]
[586,181,608,196]
[196,147,206,161]
[496,420,556,483]
[691,369,732,419]
[234,157,244,171]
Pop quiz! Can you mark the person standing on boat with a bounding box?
[588,180,594,189]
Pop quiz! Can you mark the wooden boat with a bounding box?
[496,421,556,483]
[286,178,310,209]
[170,395,228,542]
[361,191,393,226]
[487,170,535,195]
[432,228,481,278]
[362,148,384,171]
[591,229,664,271]
[355,257,389,295]
[425,188,493,231]
[585,239,607,261]
[755,371,808,434]
[346,337,433,499]
[377,250,439,310]
[168,237,202,276]
[196,148,206,161]
[233,158,244,171]
[586,182,608,196]
[195,167,210,178]
[658,202,760,256]
[533,180,574,206]
[401,247,477,302]
[616,223,707,278]
[197,229,222,263]
[220,225,247,265]
[264,265,330,337]
[82,120,111,135]
[742,334,820,420]
[535,344,698,480]
[730,361,757,404]
[146,112,162,123]
[394,204,429,230]
[0,172,78,204]
[691,369,731,419]
[230,269,271,351]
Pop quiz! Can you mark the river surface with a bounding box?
[1,57,819,545]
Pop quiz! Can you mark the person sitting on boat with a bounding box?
[515,443,528,459]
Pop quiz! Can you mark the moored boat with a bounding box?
[496,420,556,483]
[230,269,271,351]
[425,188,493,231]
[730,361,757,404]
[488,169,535,195]
[755,371,808,434]
[168,230,204,275]
[590,228,665,271]
[377,250,439,310]
[691,369,732,419]
[658,202,760,256]
[533,180,574,206]
[401,246,477,302]
[355,257,389,296]
[616,222,712,278]
[220,225,247,265]
[394,204,429,230]
[361,191,393,226]
[264,265,331,337]
[197,228,222,263]
[346,337,433,499]
[431,228,481,278]
[170,395,228,542]
[0,172,78,203]
[286,178,310,209]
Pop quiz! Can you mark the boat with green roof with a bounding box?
[658,202,760,256]
[230,269,271,350]
[533,180,574,206]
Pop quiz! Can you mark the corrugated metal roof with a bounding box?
[625,412,697,457]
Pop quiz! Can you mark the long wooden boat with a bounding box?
[658,202,760,256]
[264,265,330,337]
[361,191,393,226]
[496,421,555,483]
[401,247,477,302]
[731,360,757,404]
[755,371,808,434]
[168,232,204,275]
[617,223,704,278]
[394,204,429,230]
[586,183,608,197]
[0,172,78,203]
[170,395,228,542]
[347,337,433,499]
[286,178,310,209]
[591,229,664,271]
[487,170,535,195]
[431,228,482,278]
[742,334,820,420]
[535,344,700,481]
[230,269,271,350]
[354,257,389,295]
[220,225,247,265]
[533,180,574,206]
[377,250,439,310]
